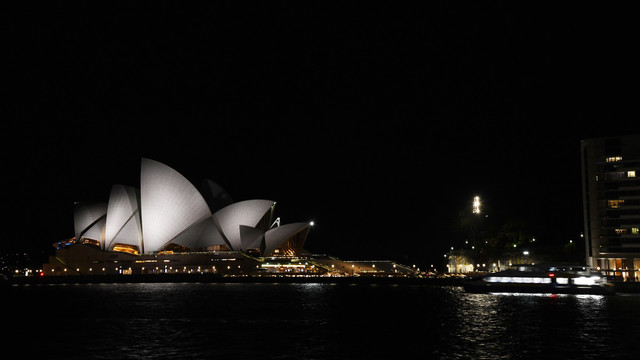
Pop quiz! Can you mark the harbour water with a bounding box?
[7,283,640,359]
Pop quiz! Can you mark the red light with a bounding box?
[40,272,45,277]
[548,273,555,277]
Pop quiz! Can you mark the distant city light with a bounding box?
[472,196,481,214]
[309,221,315,226]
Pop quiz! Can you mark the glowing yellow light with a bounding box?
[473,196,481,214]
[113,244,140,255]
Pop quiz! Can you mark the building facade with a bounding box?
[582,135,640,279]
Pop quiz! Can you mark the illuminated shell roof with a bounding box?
[105,184,141,251]
[82,216,106,244]
[71,158,312,256]
[140,158,212,253]
[240,225,264,250]
[264,222,311,256]
[73,202,107,243]
[168,217,227,250]
[212,199,275,251]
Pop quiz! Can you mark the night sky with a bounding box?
[3,3,638,267]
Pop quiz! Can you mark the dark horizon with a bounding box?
[3,3,638,267]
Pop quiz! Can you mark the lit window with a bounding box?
[633,228,639,235]
[628,171,636,178]
[608,200,624,208]
[615,228,628,235]
[606,156,623,162]
[573,276,597,286]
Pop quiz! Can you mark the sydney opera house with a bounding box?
[43,159,413,277]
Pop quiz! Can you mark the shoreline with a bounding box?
[5,274,462,286]
[8,275,640,293]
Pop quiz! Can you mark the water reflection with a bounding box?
[445,290,512,359]
[8,284,640,359]
[439,291,614,359]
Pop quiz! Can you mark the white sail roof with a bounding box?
[104,184,141,251]
[73,201,107,244]
[168,217,227,250]
[212,199,275,251]
[82,216,106,244]
[240,225,264,250]
[140,158,212,253]
[264,222,311,256]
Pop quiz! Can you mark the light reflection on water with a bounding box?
[436,288,639,359]
[7,283,640,359]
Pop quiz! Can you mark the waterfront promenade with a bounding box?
[5,274,460,286]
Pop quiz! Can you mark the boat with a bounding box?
[462,264,615,294]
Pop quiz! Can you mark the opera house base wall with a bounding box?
[12,273,456,286]
[40,243,416,279]
[43,243,268,276]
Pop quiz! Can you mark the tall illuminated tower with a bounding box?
[473,196,481,214]
[582,135,640,279]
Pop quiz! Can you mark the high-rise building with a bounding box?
[582,135,640,279]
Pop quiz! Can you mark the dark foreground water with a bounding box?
[6,283,640,359]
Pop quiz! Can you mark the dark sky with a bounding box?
[3,2,638,266]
